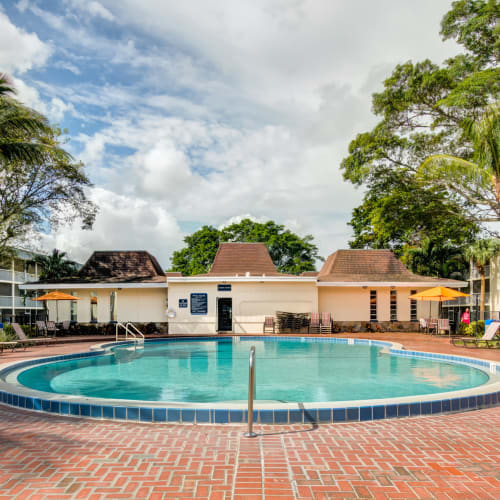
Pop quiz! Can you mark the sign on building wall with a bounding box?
[217,284,231,292]
[179,298,188,308]
[190,293,208,315]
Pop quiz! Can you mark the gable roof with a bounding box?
[200,242,283,276]
[76,251,166,283]
[317,249,463,284]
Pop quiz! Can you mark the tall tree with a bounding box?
[341,0,499,254]
[419,101,500,221]
[170,219,322,275]
[464,238,500,319]
[0,74,97,258]
[34,248,78,281]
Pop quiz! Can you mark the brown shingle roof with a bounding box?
[74,251,166,283]
[317,249,462,284]
[198,242,284,276]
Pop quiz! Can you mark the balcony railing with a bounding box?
[0,268,11,281]
[443,293,490,307]
[0,296,44,308]
[0,269,38,283]
[471,265,490,280]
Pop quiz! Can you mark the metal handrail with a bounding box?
[126,322,145,342]
[115,322,144,343]
[244,346,257,438]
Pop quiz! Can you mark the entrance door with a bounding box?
[217,298,232,332]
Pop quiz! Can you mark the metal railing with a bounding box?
[0,295,44,308]
[244,346,257,438]
[115,322,145,343]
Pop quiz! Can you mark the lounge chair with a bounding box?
[12,323,53,347]
[320,312,332,334]
[0,341,17,353]
[451,322,500,348]
[61,320,71,335]
[263,316,275,334]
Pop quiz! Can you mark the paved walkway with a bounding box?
[0,405,499,499]
[1,334,500,499]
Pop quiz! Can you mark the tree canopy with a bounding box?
[341,0,499,274]
[0,74,97,258]
[170,219,322,275]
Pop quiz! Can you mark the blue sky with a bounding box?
[0,0,459,268]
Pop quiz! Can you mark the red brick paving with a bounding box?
[0,405,499,499]
[1,334,500,499]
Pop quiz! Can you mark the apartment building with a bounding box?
[0,249,44,323]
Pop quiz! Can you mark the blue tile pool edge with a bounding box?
[1,336,499,424]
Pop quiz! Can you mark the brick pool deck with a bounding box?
[1,333,499,499]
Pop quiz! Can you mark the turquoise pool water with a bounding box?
[17,339,489,403]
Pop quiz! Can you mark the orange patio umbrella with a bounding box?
[408,286,469,320]
[34,291,80,322]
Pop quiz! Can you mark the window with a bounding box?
[410,290,417,322]
[70,291,78,322]
[110,291,117,322]
[90,292,98,322]
[370,290,377,321]
[390,290,397,321]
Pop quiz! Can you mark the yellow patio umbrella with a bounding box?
[408,286,469,324]
[34,291,81,323]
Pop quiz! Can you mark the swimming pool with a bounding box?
[1,337,500,423]
[15,339,490,402]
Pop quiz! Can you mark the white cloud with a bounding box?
[39,188,184,268]
[0,11,51,74]
[3,1,466,267]
[13,78,74,122]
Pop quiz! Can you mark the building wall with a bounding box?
[46,288,168,323]
[167,281,318,334]
[318,286,438,322]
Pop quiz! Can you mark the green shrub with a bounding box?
[0,325,16,341]
[458,322,470,335]
[464,321,485,337]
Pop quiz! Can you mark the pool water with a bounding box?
[17,339,489,403]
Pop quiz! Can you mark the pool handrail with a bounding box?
[244,345,257,437]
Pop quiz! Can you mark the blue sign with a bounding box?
[217,284,231,292]
[190,293,208,315]
[179,298,188,308]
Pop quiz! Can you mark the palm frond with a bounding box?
[418,154,492,187]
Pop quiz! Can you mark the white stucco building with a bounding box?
[21,243,467,333]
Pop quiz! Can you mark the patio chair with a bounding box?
[61,320,71,335]
[12,323,53,347]
[46,321,59,337]
[419,318,428,333]
[427,318,438,335]
[263,316,275,334]
[320,312,332,334]
[36,320,48,337]
[309,313,320,334]
[437,318,450,335]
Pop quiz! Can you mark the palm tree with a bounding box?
[464,239,500,320]
[419,101,500,222]
[0,73,52,165]
[403,238,467,278]
[34,249,78,281]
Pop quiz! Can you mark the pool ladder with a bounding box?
[115,322,145,344]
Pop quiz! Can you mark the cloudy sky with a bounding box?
[1,0,459,268]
